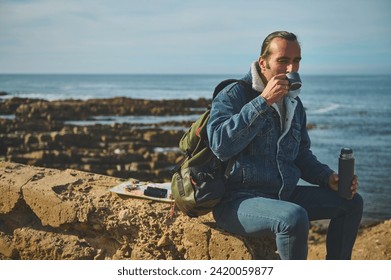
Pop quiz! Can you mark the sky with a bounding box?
[0,0,390,75]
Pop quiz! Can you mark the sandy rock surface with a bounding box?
[308,219,391,260]
[0,162,277,260]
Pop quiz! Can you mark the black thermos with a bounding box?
[338,148,355,199]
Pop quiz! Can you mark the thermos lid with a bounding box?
[341,148,353,154]
[340,148,354,159]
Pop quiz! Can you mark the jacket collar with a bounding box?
[250,61,265,92]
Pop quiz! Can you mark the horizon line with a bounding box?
[1,72,390,76]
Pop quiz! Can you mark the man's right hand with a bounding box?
[260,73,290,105]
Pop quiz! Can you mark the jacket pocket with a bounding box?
[250,120,273,156]
[286,123,301,159]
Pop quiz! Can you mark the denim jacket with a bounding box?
[207,65,334,200]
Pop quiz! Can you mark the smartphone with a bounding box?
[143,186,168,198]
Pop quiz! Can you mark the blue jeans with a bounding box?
[213,186,363,260]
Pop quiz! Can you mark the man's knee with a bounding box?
[280,205,309,234]
[350,192,364,213]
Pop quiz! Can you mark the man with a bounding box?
[207,31,363,260]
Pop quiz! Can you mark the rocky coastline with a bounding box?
[0,96,211,182]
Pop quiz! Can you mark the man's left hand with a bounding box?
[328,173,359,196]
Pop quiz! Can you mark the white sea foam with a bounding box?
[311,103,340,114]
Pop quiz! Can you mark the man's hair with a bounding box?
[260,31,298,59]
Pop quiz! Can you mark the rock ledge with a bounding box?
[0,161,277,260]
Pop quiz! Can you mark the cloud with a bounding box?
[0,0,390,74]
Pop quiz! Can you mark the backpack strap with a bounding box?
[212,79,259,100]
[224,158,236,179]
[212,79,260,179]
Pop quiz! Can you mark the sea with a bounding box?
[1,74,390,224]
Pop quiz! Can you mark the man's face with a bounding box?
[259,38,302,82]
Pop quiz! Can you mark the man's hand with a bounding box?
[261,73,290,105]
[328,173,359,196]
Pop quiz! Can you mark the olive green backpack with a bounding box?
[171,79,257,217]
